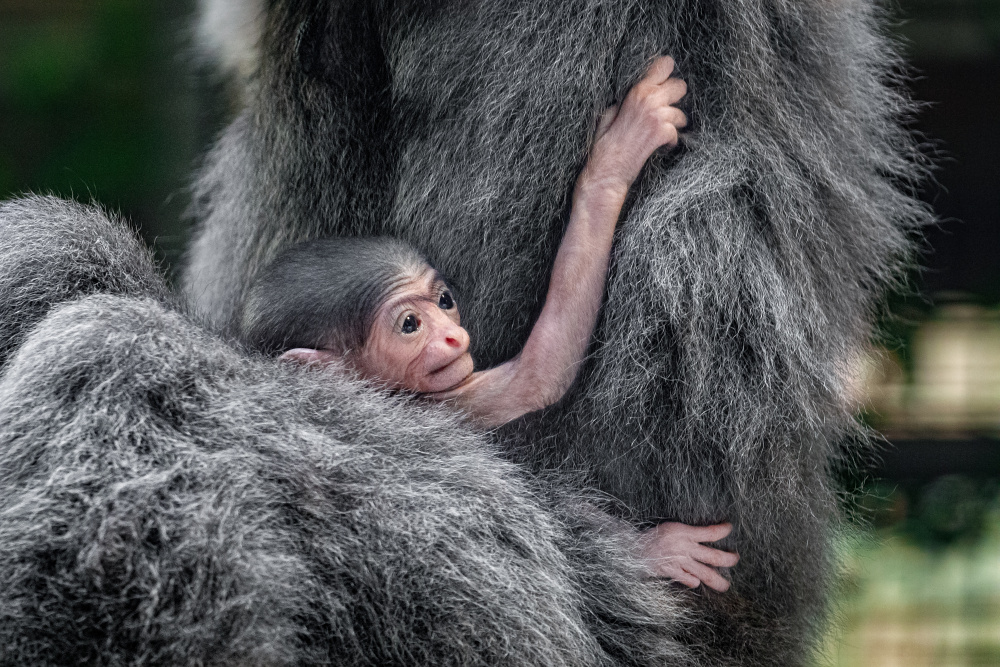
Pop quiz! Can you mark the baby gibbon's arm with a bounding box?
[435,56,687,427]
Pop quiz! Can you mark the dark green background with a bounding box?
[0,0,207,277]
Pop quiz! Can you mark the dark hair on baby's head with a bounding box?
[239,236,431,355]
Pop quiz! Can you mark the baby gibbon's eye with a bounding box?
[400,313,420,334]
[438,290,455,310]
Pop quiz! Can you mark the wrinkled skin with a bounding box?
[355,267,473,394]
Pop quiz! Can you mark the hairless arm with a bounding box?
[435,56,687,427]
[434,59,738,591]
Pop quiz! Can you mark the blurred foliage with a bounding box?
[900,0,1000,58]
[856,476,999,547]
[912,476,997,545]
[0,0,198,272]
[817,493,1000,666]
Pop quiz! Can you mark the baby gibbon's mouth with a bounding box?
[425,353,474,389]
[428,351,469,376]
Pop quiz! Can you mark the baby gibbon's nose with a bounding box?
[444,324,470,352]
[425,309,470,359]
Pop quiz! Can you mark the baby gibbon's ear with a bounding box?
[278,348,341,367]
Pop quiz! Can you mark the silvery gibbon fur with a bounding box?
[185,0,929,664]
[0,196,698,665]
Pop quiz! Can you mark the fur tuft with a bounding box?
[194,0,265,82]
[0,195,169,369]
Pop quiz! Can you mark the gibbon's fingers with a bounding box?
[691,543,740,568]
[654,559,700,587]
[656,77,688,106]
[655,105,688,130]
[644,55,675,84]
[683,560,732,592]
[686,522,734,543]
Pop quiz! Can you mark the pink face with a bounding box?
[352,267,474,394]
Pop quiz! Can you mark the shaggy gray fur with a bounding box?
[0,196,170,368]
[187,1,930,664]
[0,197,698,665]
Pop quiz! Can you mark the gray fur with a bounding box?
[0,197,698,665]
[0,196,170,368]
[186,1,930,664]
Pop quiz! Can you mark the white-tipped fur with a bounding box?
[195,0,264,81]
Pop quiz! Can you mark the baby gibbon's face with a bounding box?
[354,267,474,394]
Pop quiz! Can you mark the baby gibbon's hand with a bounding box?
[638,521,739,592]
[582,55,688,194]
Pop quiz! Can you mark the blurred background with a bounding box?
[0,1,998,664]
[0,0,207,277]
